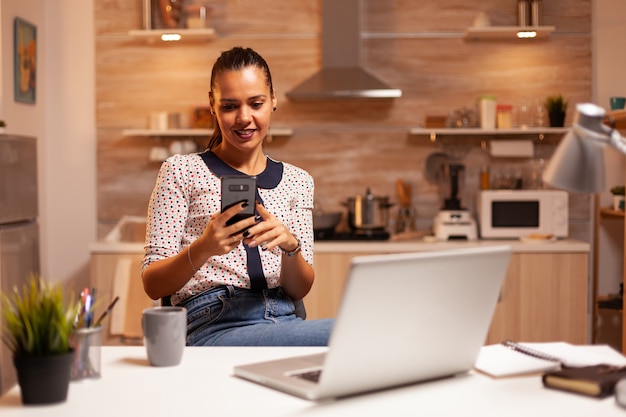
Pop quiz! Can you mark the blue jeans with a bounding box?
[183,286,334,346]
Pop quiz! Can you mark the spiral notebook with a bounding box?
[475,341,626,378]
[234,246,512,400]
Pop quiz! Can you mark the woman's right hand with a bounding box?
[197,201,258,257]
[143,202,258,300]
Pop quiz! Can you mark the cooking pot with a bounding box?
[343,188,393,230]
[313,211,342,231]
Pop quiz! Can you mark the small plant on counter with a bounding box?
[1,276,80,404]
[1,276,78,356]
[0,120,6,127]
[610,185,625,196]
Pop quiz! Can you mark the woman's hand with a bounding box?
[243,202,299,253]
[198,201,260,256]
[142,201,259,300]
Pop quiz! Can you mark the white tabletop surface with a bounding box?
[0,346,624,416]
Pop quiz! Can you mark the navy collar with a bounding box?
[200,150,283,189]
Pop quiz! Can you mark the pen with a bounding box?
[94,296,120,327]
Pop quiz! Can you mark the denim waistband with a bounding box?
[177,285,277,308]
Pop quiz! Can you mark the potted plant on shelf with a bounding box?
[1,277,79,405]
[611,185,625,211]
[0,120,6,134]
[544,94,568,127]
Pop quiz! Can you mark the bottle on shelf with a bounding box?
[531,0,543,27]
[518,0,530,27]
[480,166,491,190]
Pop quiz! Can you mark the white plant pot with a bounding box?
[613,195,625,211]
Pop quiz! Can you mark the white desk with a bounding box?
[0,346,624,416]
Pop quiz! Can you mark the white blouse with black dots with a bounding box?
[142,153,314,306]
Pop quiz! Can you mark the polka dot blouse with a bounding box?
[142,152,315,306]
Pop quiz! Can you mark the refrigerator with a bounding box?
[0,135,40,395]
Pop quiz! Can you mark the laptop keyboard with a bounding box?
[293,369,322,383]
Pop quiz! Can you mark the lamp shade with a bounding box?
[542,103,624,194]
[542,128,606,193]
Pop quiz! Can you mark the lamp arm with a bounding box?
[573,102,626,155]
[608,128,626,156]
[571,123,626,156]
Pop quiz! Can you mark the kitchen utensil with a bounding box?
[395,179,415,233]
[395,179,411,208]
[344,188,392,230]
[313,211,342,231]
[424,152,449,183]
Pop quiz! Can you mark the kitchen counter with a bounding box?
[307,239,591,343]
[314,238,589,254]
[89,238,589,255]
[90,236,590,344]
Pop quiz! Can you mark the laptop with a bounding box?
[234,245,512,400]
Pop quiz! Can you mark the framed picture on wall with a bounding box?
[14,17,37,105]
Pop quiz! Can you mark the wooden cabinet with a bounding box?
[485,253,588,344]
[306,251,589,344]
[90,252,154,344]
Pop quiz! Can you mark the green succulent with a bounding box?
[611,185,625,196]
[1,276,79,356]
[544,94,568,114]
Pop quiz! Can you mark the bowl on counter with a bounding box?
[313,211,342,231]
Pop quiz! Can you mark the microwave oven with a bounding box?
[476,190,568,239]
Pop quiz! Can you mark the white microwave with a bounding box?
[476,190,569,239]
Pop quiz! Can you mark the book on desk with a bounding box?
[474,341,626,398]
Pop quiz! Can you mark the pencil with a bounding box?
[94,296,120,327]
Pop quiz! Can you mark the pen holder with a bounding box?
[70,326,102,381]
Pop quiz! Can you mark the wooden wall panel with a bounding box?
[95,0,592,236]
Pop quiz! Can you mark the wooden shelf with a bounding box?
[600,207,625,219]
[128,28,216,43]
[408,127,568,143]
[122,127,294,138]
[464,26,556,40]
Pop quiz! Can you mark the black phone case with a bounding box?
[221,175,257,226]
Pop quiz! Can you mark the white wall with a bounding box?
[1,0,96,287]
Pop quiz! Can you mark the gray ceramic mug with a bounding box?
[142,306,187,367]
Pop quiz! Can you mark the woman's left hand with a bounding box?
[243,202,299,253]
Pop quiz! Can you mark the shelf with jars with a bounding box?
[464,25,555,41]
[408,127,568,144]
[122,127,294,138]
[128,28,217,43]
[131,0,217,43]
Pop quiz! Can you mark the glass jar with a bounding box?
[496,104,513,129]
[185,4,209,29]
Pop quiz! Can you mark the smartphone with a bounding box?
[220,175,257,227]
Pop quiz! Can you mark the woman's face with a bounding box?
[210,66,277,153]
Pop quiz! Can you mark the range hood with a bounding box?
[286,0,402,100]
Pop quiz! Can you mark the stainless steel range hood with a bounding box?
[286,0,402,100]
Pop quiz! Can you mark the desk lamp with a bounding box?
[542,103,626,193]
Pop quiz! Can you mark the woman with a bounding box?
[141,46,333,346]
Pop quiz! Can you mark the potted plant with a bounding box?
[1,277,79,405]
[0,120,6,134]
[544,94,568,127]
[611,185,625,211]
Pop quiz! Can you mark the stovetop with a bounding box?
[314,229,390,241]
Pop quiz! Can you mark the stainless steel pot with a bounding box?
[344,188,393,230]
